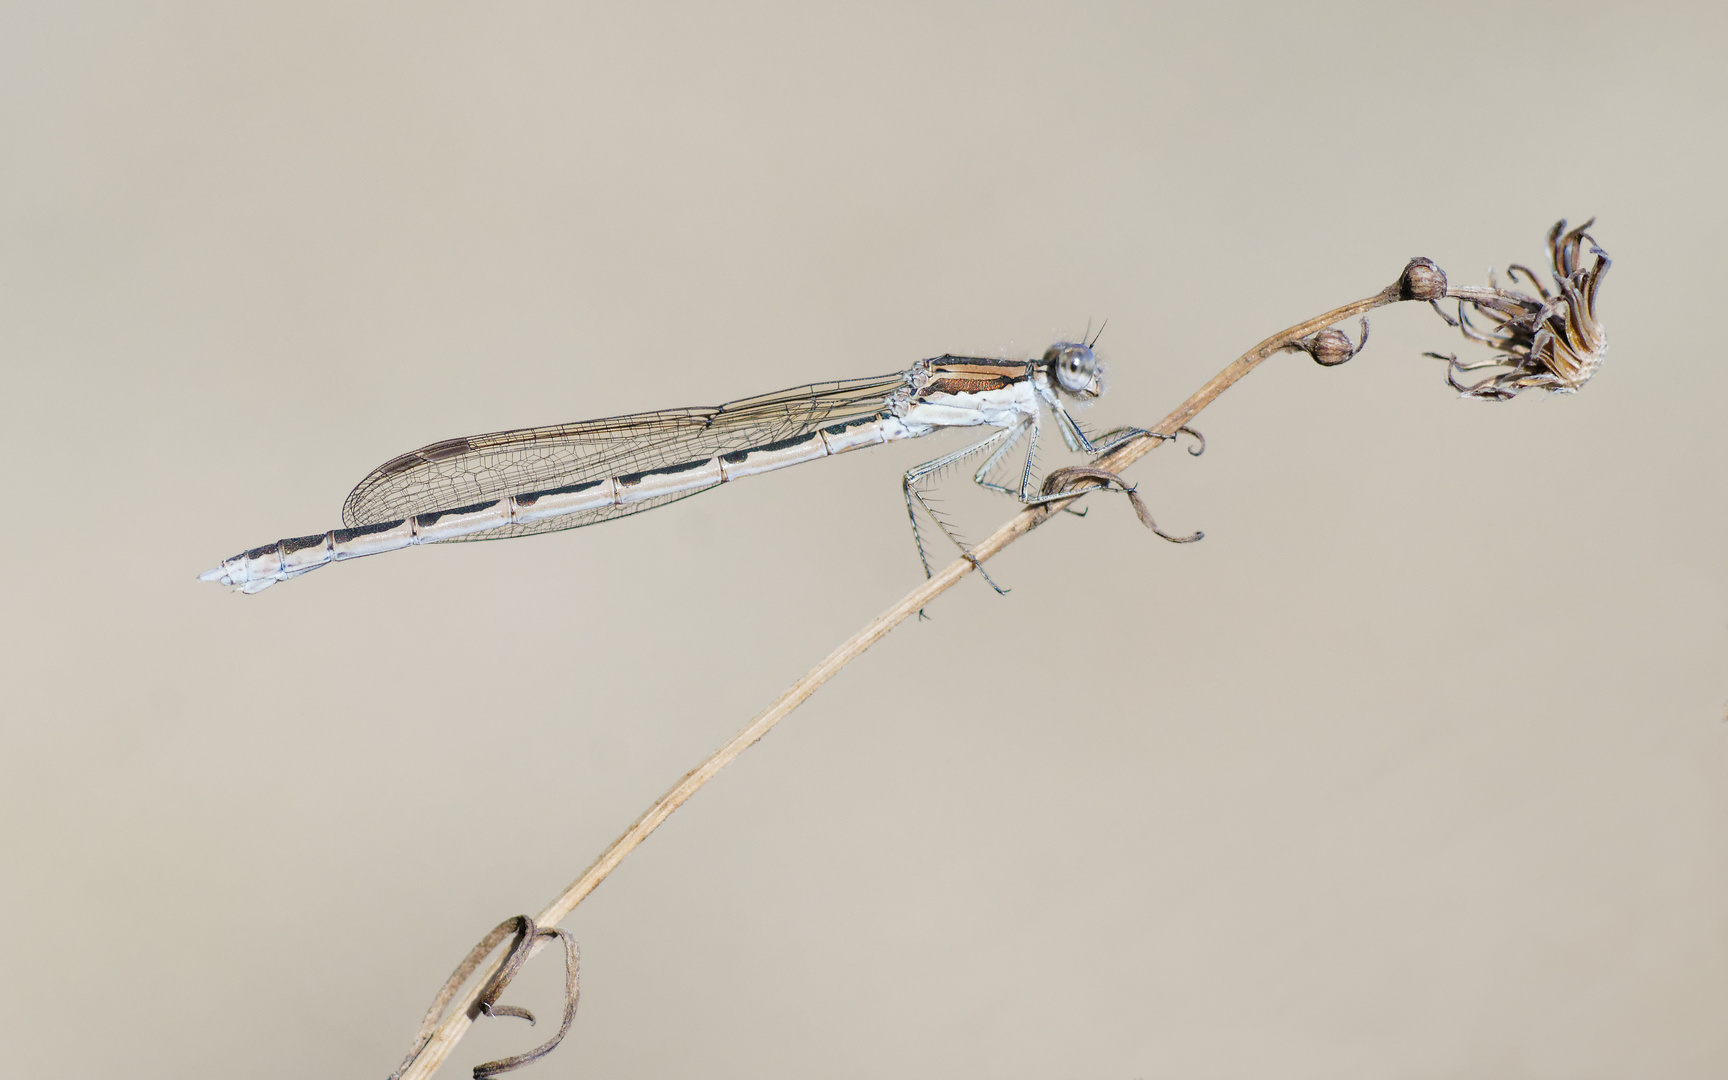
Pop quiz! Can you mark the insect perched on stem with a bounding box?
[201,337,1189,593]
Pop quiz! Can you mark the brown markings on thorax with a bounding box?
[922,358,1030,397]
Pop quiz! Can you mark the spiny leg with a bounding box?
[903,427,1017,593]
[966,415,1087,518]
[999,401,1183,509]
[993,403,1203,528]
[1049,396,1171,457]
[971,416,1039,500]
[959,408,1168,516]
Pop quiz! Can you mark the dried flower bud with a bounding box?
[1296,319,1368,368]
[1399,257,1447,302]
[1429,220,1610,401]
[1309,329,1356,366]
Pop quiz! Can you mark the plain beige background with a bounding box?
[3,3,1725,1077]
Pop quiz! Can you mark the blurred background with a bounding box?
[3,3,1725,1077]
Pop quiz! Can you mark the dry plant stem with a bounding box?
[393,272,1417,1080]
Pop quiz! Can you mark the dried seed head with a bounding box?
[1430,219,1611,401]
[1399,257,1447,302]
[1309,329,1356,366]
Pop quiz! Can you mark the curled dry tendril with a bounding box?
[388,916,580,1080]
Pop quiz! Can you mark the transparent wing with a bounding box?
[340,371,908,542]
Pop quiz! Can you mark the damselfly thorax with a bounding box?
[202,343,1161,593]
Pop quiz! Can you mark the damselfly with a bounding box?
[200,341,1166,593]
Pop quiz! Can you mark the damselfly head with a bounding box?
[1044,342,1103,398]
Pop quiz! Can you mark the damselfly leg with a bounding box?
[902,425,1021,592]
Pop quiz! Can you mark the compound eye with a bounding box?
[1052,344,1096,393]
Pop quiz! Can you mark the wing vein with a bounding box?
[339,370,908,542]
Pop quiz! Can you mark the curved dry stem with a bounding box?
[391,267,1421,1080]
